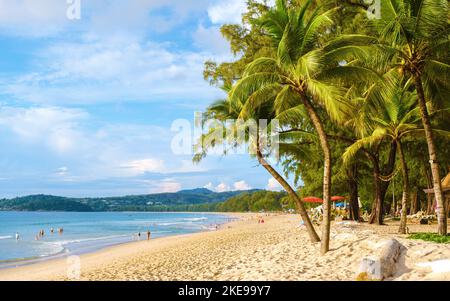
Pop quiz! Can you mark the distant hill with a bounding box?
[183,190,291,212]
[0,189,260,212]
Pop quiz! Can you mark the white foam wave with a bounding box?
[54,234,130,246]
[183,217,208,222]
[0,235,12,240]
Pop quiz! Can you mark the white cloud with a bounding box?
[0,106,87,154]
[0,0,69,37]
[266,177,283,191]
[208,0,247,24]
[203,180,251,192]
[204,182,215,191]
[121,159,165,176]
[233,180,251,191]
[216,182,231,192]
[150,179,182,193]
[2,38,225,105]
[0,106,173,180]
[56,166,68,176]
[193,24,230,54]
[203,181,233,192]
[0,0,210,37]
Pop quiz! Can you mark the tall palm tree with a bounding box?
[343,84,449,233]
[228,0,346,253]
[193,95,321,242]
[369,0,450,234]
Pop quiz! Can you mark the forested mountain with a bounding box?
[0,189,260,212]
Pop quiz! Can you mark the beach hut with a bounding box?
[423,172,450,216]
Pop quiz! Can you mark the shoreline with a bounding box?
[0,213,448,281]
[0,212,241,271]
[0,212,245,279]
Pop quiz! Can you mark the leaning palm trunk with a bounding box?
[256,149,320,242]
[414,75,447,235]
[397,141,409,234]
[299,94,332,254]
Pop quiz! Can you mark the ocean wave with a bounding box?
[0,235,12,240]
[182,217,208,222]
[54,234,130,246]
[157,222,190,226]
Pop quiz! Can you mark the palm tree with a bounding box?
[343,84,449,233]
[227,0,354,253]
[193,95,321,242]
[370,0,450,234]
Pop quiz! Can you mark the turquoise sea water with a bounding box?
[0,212,232,266]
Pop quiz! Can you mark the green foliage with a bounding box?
[0,195,93,212]
[408,233,450,244]
[0,189,256,212]
[215,190,289,212]
[199,0,449,223]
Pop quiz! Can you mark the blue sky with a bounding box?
[0,0,285,197]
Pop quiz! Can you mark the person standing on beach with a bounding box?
[15,232,20,241]
[147,230,151,240]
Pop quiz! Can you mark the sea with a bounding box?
[0,211,233,268]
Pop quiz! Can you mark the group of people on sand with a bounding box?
[134,230,152,241]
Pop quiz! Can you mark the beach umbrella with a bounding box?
[331,196,346,202]
[303,197,324,203]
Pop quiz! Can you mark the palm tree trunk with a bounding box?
[300,95,332,254]
[347,164,360,221]
[425,167,433,215]
[397,141,409,234]
[413,75,447,235]
[411,190,418,214]
[255,149,320,242]
[366,152,383,225]
[380,141,397,214]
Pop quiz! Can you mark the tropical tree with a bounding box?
[193,93,321,242]
[369,0,450,234]
[343,83,449,233]
[227,0,361,253]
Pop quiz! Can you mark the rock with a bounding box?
[357,239,406,281]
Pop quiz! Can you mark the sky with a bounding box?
[0,0,286,198]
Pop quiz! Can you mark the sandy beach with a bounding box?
[0,213,449,281]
